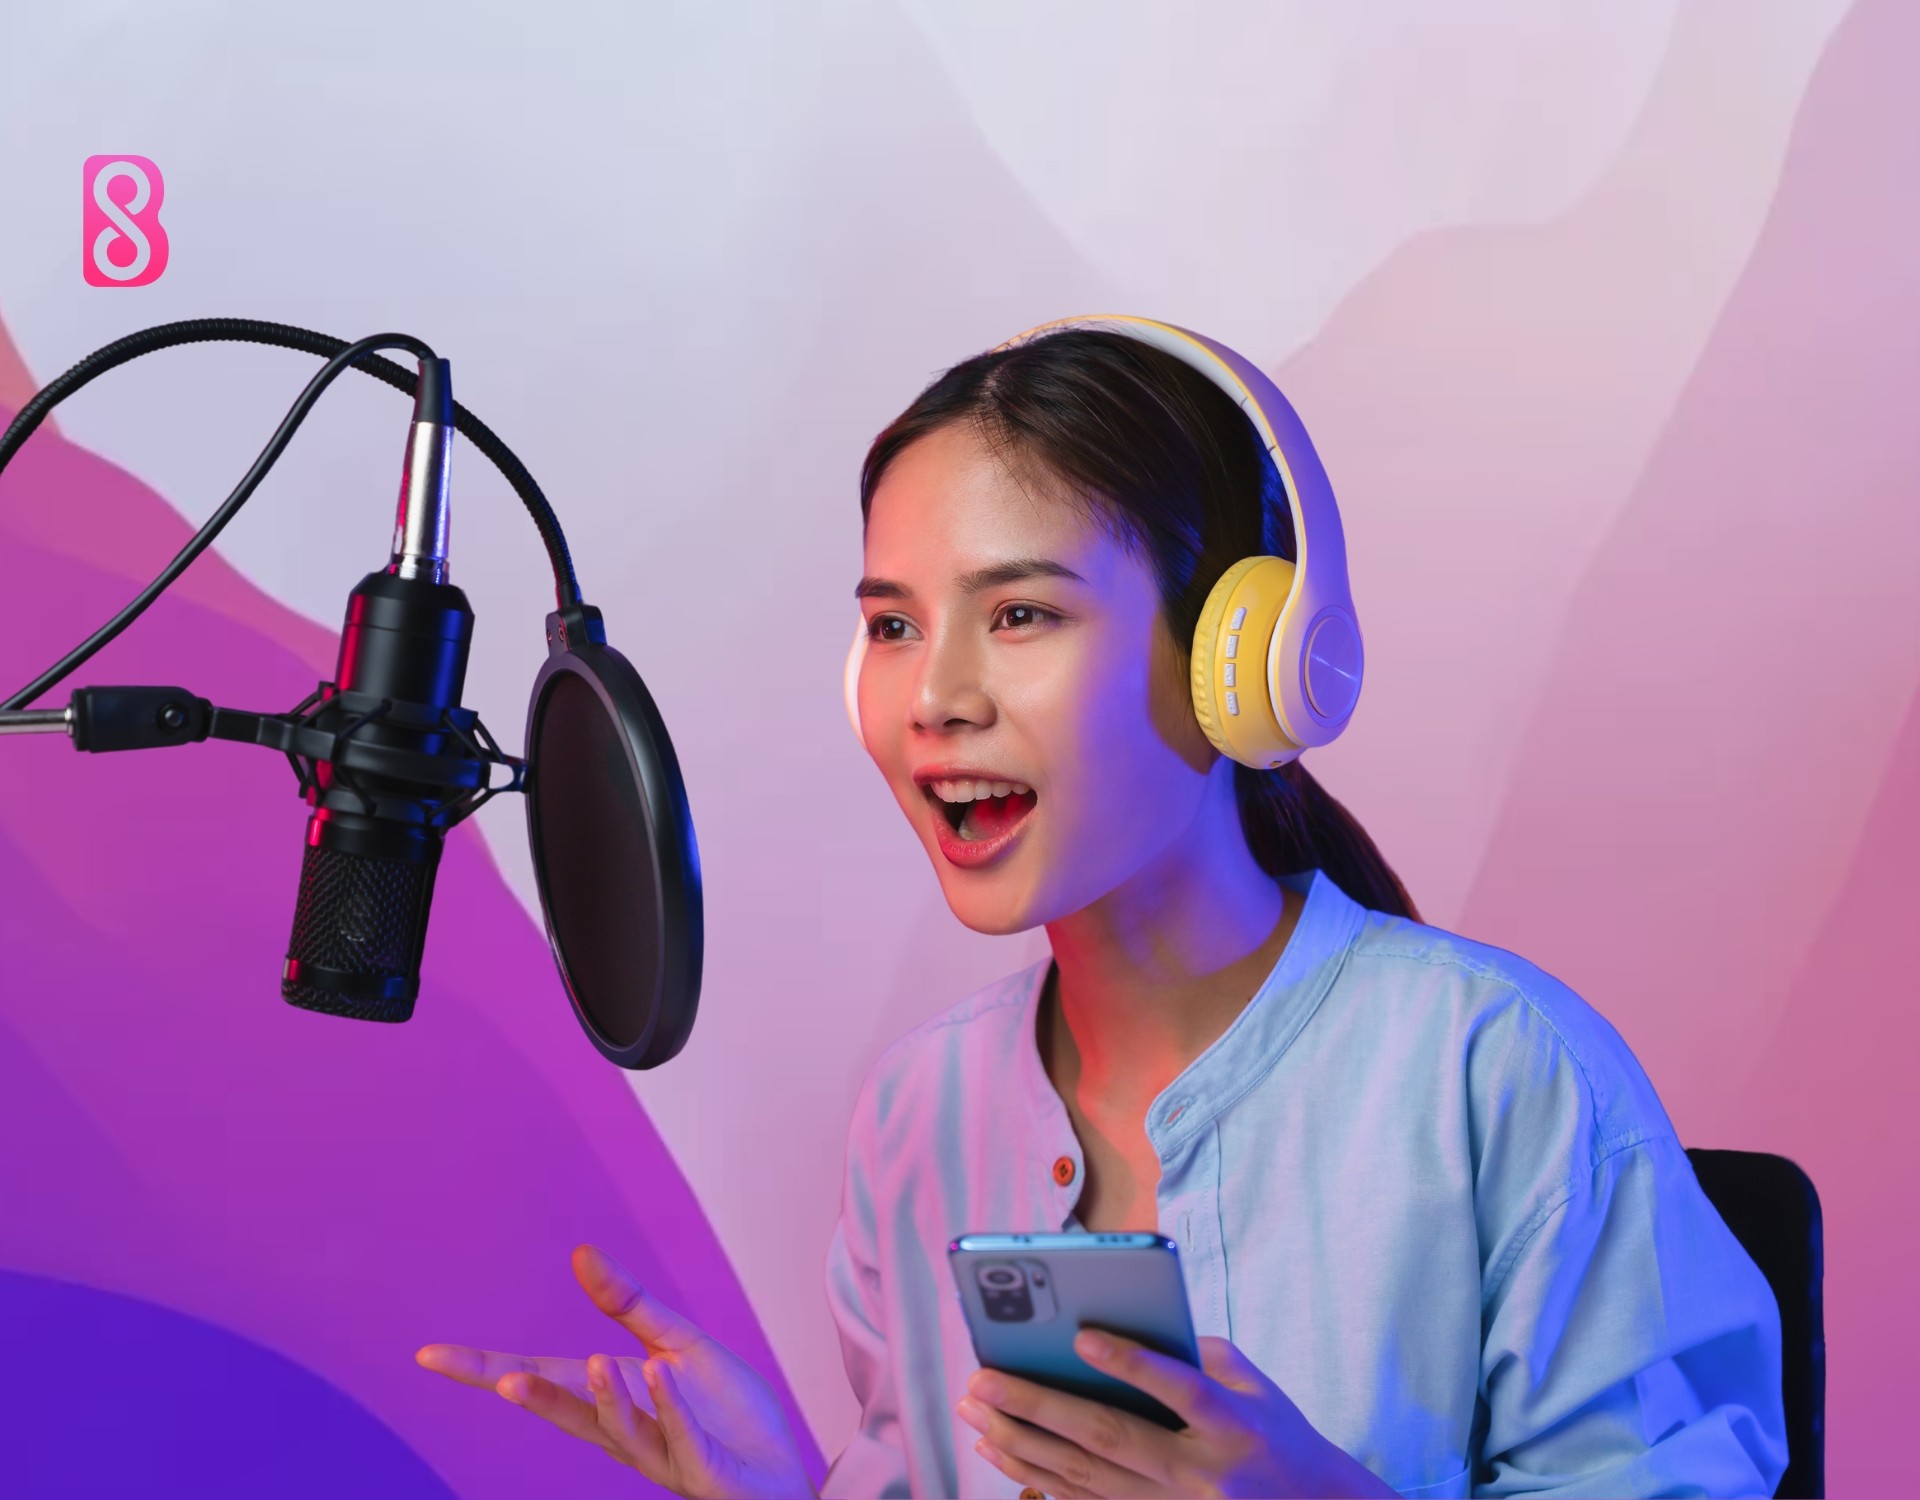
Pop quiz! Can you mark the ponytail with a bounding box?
[1236,763,1420,922]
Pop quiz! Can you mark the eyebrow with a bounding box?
[853,557,1087,600]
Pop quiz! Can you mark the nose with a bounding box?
[911,622,995,735]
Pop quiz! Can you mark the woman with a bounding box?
[419,324,1787,1498]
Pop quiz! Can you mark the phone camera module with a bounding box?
[976,1261,1035,1322]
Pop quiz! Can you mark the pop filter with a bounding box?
[524,604,702,1069]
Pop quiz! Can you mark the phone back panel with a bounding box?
[948,1232,1200,1429]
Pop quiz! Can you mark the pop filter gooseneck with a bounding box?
[0,318,701,1069]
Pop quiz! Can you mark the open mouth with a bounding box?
[924,776,1039,845]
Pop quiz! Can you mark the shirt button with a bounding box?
[1052,1156,1076,1186]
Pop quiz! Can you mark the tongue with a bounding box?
[961,791,1037,841]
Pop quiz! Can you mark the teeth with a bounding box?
[928,778,1034,802]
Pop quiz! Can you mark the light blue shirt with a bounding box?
[820,870,1787,1498]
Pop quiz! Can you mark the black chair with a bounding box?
[1685,1149,1825,1498]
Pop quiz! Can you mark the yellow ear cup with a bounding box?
[1003,315,1362,751]
[844,614,869,748]
[1189,555,1304,768]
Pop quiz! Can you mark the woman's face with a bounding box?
[857,421,1220,934]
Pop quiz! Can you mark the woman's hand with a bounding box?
[956,1330,1397,1499]
[416,1243,817,1500]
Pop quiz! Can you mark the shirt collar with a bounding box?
[1015,868,1366,1180]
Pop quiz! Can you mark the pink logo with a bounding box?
[83,155,169,287]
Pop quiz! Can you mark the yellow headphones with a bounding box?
[844,315,1362,769]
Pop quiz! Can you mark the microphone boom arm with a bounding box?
[0,683,527,832]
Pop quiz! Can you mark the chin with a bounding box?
[939,891,1040,937]
[926,856,1051,937]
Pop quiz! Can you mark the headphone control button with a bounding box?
[1226,692,1240,716]
[1230,606,1247,629]
[1224,634,1239,659]
[1223,663,1236,688]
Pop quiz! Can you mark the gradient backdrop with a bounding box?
[2,2,1913,1493]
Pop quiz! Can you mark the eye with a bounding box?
[992,603,1059,632]
[867,613,917,643]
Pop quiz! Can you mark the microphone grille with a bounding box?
[282,842,438,1023]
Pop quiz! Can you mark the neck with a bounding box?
[1041,759,1303,1102]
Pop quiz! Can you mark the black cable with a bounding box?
[3,332,421,710]
[0,318,582,709]
[0,317,580,603]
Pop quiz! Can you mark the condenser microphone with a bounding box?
[281,356,472,1022]
[0,317,704,1068]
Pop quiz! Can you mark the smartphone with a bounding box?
[948,1231,1201,1429]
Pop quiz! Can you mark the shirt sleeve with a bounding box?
[818,1075,913,1500]
[1475,1131,1789,1498]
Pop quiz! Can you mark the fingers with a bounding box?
[587,1352,669,1475]
[643,1358,722,1480]
[415,1343,492,1386]
[424,1345,684,1487]
[973,1437,1097,1500]
[1074,1328,1219,1425]
[495,1367,622,1459]
[960,1368,1179,1494]
[572,1244,704,1354]
[415,1345,590,1401]
[1195,1335,1273,1397]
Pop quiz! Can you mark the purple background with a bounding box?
[3,1,1917,1490]
[0,433,820,1493]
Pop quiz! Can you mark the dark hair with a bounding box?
[859,328,1420,922]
